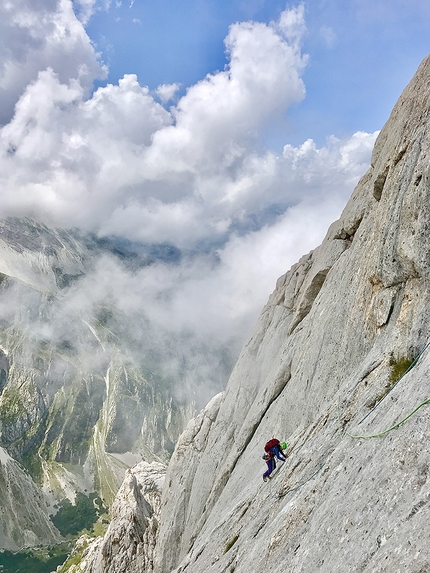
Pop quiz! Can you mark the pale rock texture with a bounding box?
[67,462,166,573]
[0,446,60,550]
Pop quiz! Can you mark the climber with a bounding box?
[262,439,287,481]
[264,438,287,462]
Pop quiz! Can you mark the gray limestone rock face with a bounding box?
[148,55,430,572]
[0,218,90,294]
[67,462,166,573]
[0,446,61,550]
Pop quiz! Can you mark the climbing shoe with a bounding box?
[263,475,270,482]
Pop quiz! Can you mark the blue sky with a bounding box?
[84,0,430,147]
[0,0,429,392]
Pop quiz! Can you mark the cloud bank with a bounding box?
[0,2,377,403]
[0,0,106,125]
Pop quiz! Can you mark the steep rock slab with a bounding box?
[159,350,430,573]
[154,55,430,573]
[0,447,61,550]
[65,462,166,573]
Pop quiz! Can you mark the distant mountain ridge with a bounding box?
[0,217,197,551]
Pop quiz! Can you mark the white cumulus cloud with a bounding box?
[156,83,181,103]
[0,0,106,124]
[0,5,312,246]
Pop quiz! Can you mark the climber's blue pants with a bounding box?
[263,458,276,478]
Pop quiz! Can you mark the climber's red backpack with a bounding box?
[264,439,280,453]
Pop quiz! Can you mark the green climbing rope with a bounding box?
[347,398,430,439]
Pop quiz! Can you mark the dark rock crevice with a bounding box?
[333,215,364,243]
[288,269,329,334]
[373,165,389,201]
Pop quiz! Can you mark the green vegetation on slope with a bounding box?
[389,355,414,384]
[367,354,416,409]
[50,492,106,537]
[0,544,70,573]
